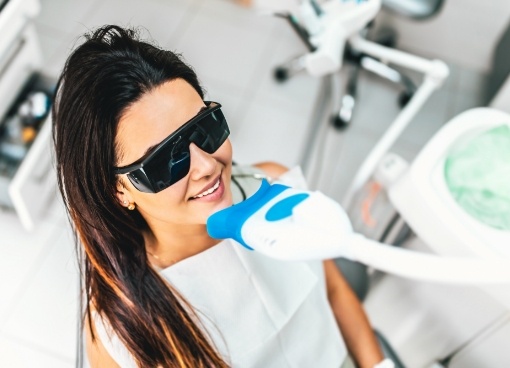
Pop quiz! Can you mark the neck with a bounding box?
[144,223,220,269]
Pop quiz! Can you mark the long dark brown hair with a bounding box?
[52,25,229,367]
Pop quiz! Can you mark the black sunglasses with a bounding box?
[114,101,229,193]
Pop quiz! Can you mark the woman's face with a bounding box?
[115,79,233,227]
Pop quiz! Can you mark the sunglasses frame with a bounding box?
[114,101,227,193]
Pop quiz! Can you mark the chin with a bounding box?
[201,189,232,224]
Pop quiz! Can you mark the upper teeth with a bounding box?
[193,179,220,199]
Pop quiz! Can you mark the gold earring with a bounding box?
[127,202,136,211]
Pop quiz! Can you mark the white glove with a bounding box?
[374,358,395,368]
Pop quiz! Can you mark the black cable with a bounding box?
[231,175,247,201]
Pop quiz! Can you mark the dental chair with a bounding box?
[274,0,445,128]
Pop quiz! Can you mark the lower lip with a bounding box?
[191,177,225,203]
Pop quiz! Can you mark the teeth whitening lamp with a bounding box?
[207,170,510,285]
[207,0,510,285]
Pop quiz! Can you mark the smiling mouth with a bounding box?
[191,178,221,199]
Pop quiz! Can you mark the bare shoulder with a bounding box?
[253,161,289,179]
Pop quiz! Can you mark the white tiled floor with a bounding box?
[1,0,491,366]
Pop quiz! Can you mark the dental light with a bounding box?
[207,180,510,285]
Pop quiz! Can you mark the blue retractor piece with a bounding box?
[206,179,289,250]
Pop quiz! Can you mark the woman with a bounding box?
[52,25,385,367]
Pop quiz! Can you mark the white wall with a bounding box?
[378,0,510,72]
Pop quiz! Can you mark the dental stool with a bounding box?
[274,0,445,129]
[331,0,445,128]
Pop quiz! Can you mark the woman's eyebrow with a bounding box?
[143,105,208,156]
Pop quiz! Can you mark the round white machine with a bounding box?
[389,108,510,260]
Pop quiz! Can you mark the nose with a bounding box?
[188,142,216,181]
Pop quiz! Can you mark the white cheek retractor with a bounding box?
[207,180,510,285]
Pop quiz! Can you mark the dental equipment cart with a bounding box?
[0,0,56,231]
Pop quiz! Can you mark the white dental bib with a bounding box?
[160,238,346,367]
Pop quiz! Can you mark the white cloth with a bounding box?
[93,166,347,367]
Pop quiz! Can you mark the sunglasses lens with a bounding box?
[119,103,230,193]
[166,151,191,188]
[190,110,229,153]
[148,110,229,192]
[142,143,191,192]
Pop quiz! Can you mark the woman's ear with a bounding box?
[115,178,133,208]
